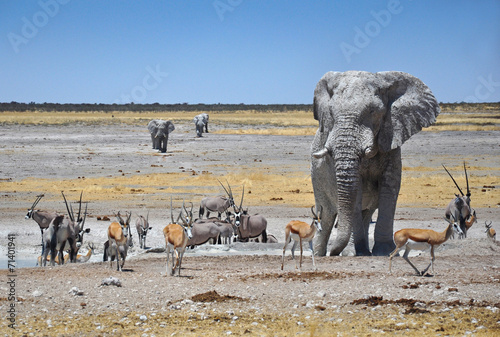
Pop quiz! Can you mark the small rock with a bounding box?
[140,315,147,321]
[32,290,43,297]
[69,287,84,296]
[316,291,326,298]
[305,300,315,308]
[101,276,122,287]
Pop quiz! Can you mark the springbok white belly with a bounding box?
[290,233,313,243]
[406,239,432,252]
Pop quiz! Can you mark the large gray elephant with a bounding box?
[311,71,440,257]
[147,119,175,153]
[193,113,209,137]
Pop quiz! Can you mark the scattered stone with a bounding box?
[32,290,43,297]
[69,287,84,296]
[140,315,147,321]
[101,276,122,287]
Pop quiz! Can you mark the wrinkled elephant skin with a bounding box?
[311,71,440,256]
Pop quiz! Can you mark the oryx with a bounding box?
[135,212,152,249]
[57,192,89,264]
[199,195,233,219]
[25,194,58,256]
[41,215,65,267]
[220,181,268,242]
[443,163,474,238]
[187,220,221,248]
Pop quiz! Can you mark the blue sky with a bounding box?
[1,0,499,104]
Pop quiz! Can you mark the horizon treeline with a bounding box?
[0,102,498,113]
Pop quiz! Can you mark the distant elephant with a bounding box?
[193,113,209,137]
[311,71,440,257]
[147,119,175,153]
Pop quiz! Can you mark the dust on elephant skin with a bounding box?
[310,71,440,257]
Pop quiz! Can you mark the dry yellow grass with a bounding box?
[2,165,498,209]
[2,108,499,134]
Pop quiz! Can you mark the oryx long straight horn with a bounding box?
[464,162,471,197]
[442,164,464,196]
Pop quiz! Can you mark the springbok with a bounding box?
[107,211,132,271]
[136,212,152,249]
[163,199,193,276]
[388,217,463,276]
[25,194,58,255]
[56,192,89,264]
[460,209,478,239]
[485,221,496,241]
[281,206,323,270]
[103,229,133,265]
[443,163,474,238]
[39,242,95,265]
[221,182,268,242]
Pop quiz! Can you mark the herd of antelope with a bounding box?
[26,163,495,276]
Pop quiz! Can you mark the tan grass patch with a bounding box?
[399,167,500,208]
[2,166,498,209]
[1,109,499,132]
[0,110,315,127]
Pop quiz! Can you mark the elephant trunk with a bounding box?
[315,122,363,256]
[330,153,361,256]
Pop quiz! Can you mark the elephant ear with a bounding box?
[377,71,440,152]
[168,121,175,133]
[313,71,341,133]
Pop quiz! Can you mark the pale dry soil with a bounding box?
[0,122,499,336]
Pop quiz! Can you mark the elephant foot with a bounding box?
[329,247,343,256]
[355,249,372,256]
[354,240,371,256]
[315,246,327,257]
[372,241,396,256]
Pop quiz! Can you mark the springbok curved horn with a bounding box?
[116,211,125,224]
[442,164,464,197]
[311,205,317,218]
[464,162,471,197]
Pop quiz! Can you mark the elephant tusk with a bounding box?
[312,148,330,159]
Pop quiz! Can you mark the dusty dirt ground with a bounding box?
[1,118,500,336]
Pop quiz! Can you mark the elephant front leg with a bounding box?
[372,150,401,256]
[160,136,168,153]
[313,211,335,256]
[353,209,375,256]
